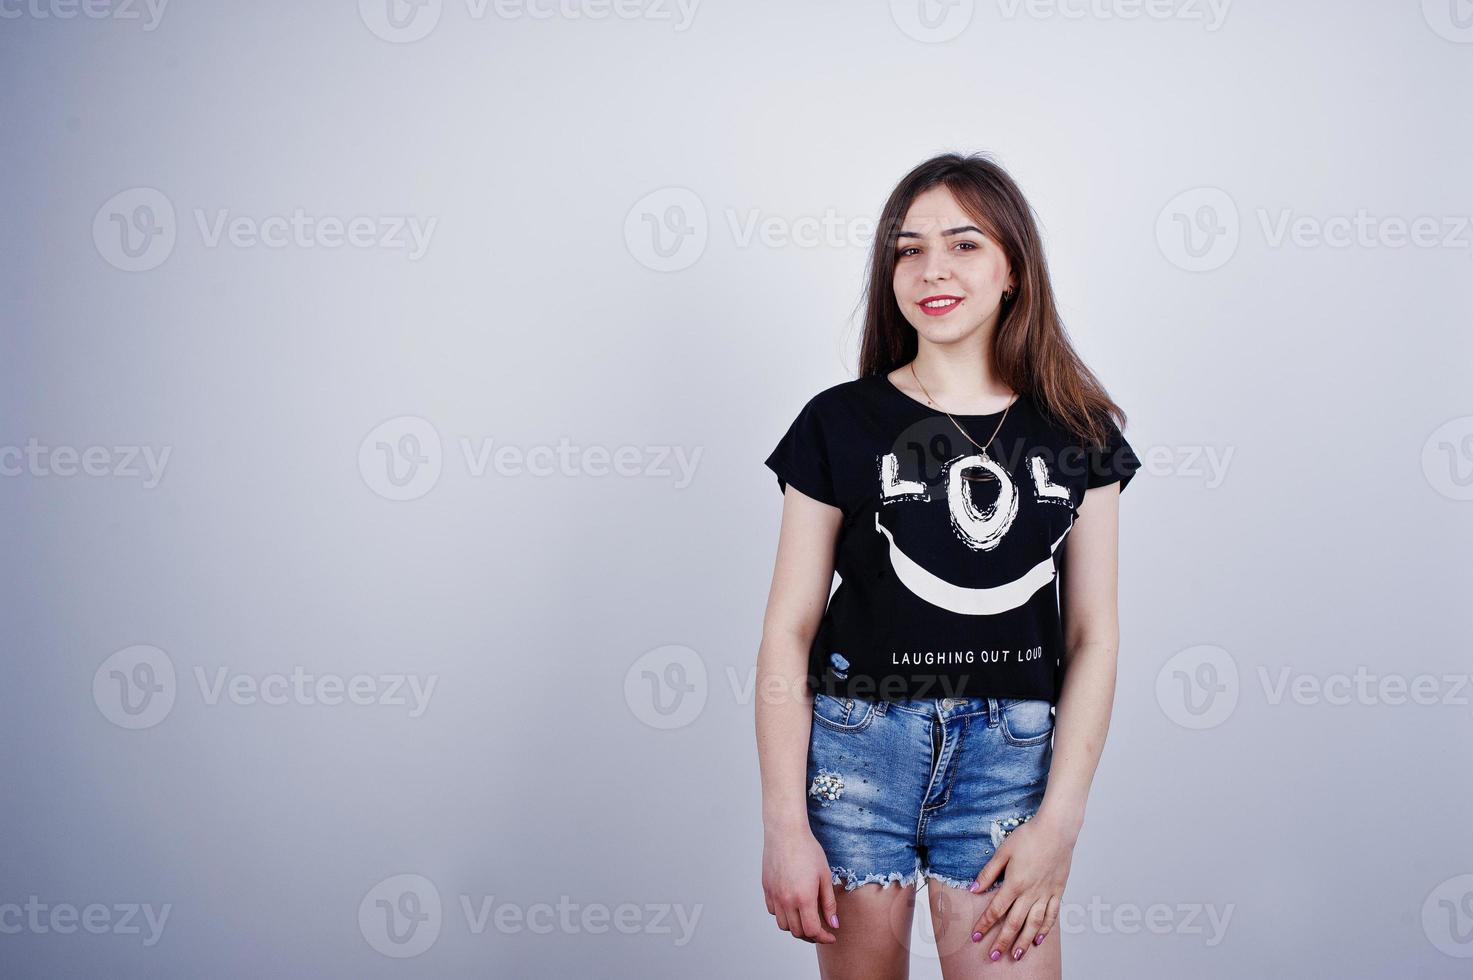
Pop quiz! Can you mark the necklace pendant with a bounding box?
[962,452,999,483]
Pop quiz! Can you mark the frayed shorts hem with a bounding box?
[829,866,1002,894]
[921,869,1003,894]
[830,866,919,892]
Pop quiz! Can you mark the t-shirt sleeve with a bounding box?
[764,396,839,507]
[1085,417,1142,493]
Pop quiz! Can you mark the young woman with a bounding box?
[756,153,1140,979]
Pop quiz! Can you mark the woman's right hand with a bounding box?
[762,823,840,944]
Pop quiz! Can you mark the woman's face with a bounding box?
[891,185,1014,345]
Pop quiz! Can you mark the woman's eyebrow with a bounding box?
[895,224,985,240]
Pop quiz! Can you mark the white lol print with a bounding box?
[876,449,1073,616]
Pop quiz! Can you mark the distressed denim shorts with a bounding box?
[806,693,1054,894]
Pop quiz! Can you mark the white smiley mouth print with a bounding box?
[876,449,1074,616]
[874,511,1070,615]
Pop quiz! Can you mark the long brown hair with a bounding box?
[857,152,1126,449]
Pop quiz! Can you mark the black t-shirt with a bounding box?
[764,374,1141,703]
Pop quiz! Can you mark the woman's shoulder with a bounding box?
[819,374,877,399]
[778,376,880,421]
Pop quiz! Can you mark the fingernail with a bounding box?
[829,914,839,929]
[968,881,981,893]
[1034,933,1045,945]
[1013,947,1023,960]
[971,931,982,943]
[989,949,1001,961]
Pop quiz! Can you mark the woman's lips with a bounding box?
[919,296,963,317]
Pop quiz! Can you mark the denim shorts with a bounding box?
[806,693,1054,894]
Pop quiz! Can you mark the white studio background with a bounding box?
[2,1,1471,978]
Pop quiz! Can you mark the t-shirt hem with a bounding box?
[813,673,1057,704]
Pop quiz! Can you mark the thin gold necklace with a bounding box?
[908,362,1017,483]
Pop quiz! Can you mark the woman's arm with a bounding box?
[1040,479,1124,840]
[966,479,1125,960]
[755,483,844,944]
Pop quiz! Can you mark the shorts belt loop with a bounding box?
[987,697,1000,726]
[875,700,888,716]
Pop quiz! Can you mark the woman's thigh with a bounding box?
[925,882,1061,980]
[815,882,918,980]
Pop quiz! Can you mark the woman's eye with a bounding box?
[897,241,976,258]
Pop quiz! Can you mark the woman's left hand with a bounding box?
[967,810,1076,963]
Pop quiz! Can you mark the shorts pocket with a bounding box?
[812,693,877,733]
[998,698,1054,746]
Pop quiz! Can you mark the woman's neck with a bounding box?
[902,340,1015,415]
